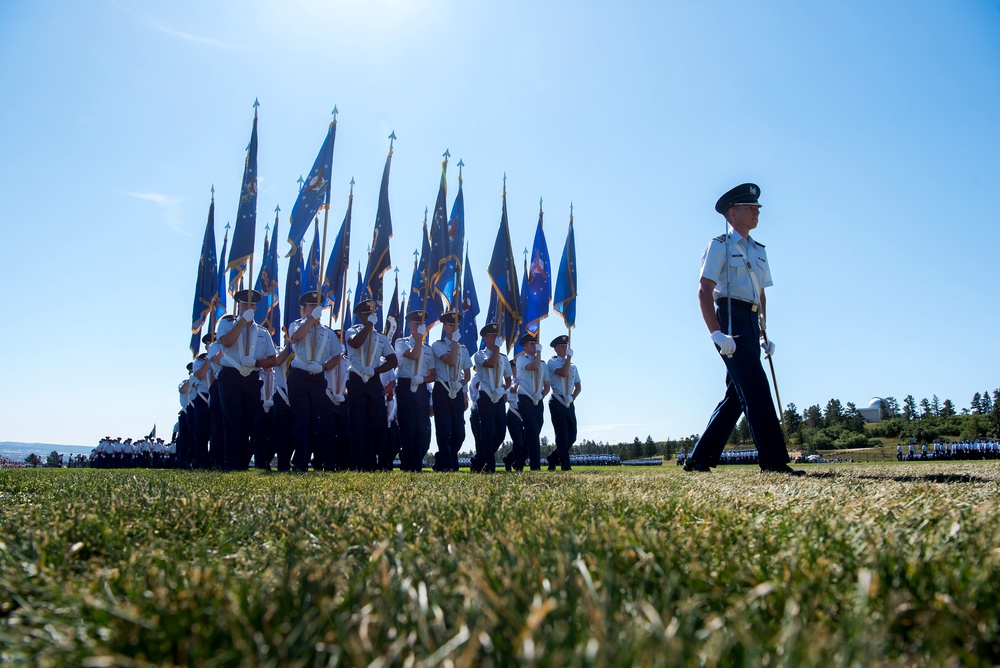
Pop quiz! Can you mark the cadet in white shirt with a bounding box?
[393,310,436,472]
[216,289,279,471]
[254,344,293,471]
[190,351,212,469]
[204,332,226,469]
[514,333,551,471]
[545,335,581,471]
[288,291,344,472]
[345,300,398,471]
[471,323,512,473]
[431,311,472,472]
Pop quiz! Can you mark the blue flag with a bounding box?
[287,116,336,257]
[302,226,321,297]
[343,295,353,331]
[512,253,530,359]
[459,249,480,358]
[227,103,259,284]
[486,180,521,351]
[481,285,499,351]
[410,215,443,325]
[216,224,229,320]
[354,262,366,305]
[553,211,578,329]
[323,186,353,320]
[189,193,218,357]
[283,241,303,335]
[362,143,393,315]
[522,205,552,333]
[437,162,465,309]
[428,154,450,302]
[254,212,281,345]
[386,274,401,342]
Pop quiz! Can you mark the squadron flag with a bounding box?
[437,160,465,310]
[459,250,481,358]
[553,210,578,329]
[362,141,394,318]
[287,115,336,256]
[302,226,321,297]
[216,224,229,321]
[522,203,552,333]
[189,192,218,357]
[283,241,303,334]
[226,102,259,288]
[486,179,521,351]
[323,185,353,319]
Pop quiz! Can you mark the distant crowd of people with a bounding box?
[90,437,176,468]
[897,440,1000,461]
[676,449,760,467]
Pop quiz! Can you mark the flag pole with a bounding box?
[566,202,573,348]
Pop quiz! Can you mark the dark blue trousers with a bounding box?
[288,368,326,471]
[433,383,465,471]
[397,380,431,471]
[505,408,526,469]
[253,394,289,469]
[191,395,211,469]
[474,392,506,472]
[347,373,386,471]
[319,399,350,471]
[690,300,789,470]
[548,399,577,471]
[209,381,225,469]
[518,395,545,470]
[217,367,260,471]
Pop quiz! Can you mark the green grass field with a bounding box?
[2,463,998,667]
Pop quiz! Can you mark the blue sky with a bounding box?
[2,1,998,447]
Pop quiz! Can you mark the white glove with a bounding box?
[262,398,274,411]
[311,306,323,320]
[307,361,323,374]
[451,331,461,342]
[410,378,420,393]
[760,337,776,357]
[417,324,427,335]
[482,349,493,359]
[534,391,544,403]
[367,314,377,325]
[363,365,375,377]
[241,310,255,323]
[240,355,256,368]
[331,393,345,404]
[566,347,574,357]
[536,344,543,354]
[412,375,424,384]
[710,330,736,356]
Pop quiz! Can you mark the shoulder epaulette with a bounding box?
[713,234,726,243]
[221,314,235,321]
[754,240,765,248]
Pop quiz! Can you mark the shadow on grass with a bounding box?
[804,470,991,484]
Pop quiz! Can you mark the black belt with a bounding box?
[717,298,758,312]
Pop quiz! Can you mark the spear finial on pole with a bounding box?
[297,175,305,192]
[332,105,338,121]
[389,131,396,151]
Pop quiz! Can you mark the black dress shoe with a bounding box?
[683,459,711,473]
[762,465,805,476]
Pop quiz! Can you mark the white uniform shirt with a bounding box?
[515,353,551,404]
[700,227,773,305]
[346,325,394,381]
[393,336,435,380]
[431,338,473,395]
[208,341,224,377]
[546,356,580,407]
[289,319,343,370]
[216,316,277,376]
[473,349,511,402]
[191,357,211,399]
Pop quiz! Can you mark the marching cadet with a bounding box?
[254,343,293,471]
[431,311,473,472]
[216,289,278,471]
[321,331,351,471]
[393,309,435,472]
[177,365,194,468]
[546,335,582,471]
[204,333,226,469]
[502,382,525,471]
[346,300,398,471]
[287,292,344,472]
[471,323,512,473]
[190,351,212,469]
[686,183,802,476]
[380,366,399,470]
[514,333,551,471]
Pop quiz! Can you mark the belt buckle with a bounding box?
[751,304,758,312]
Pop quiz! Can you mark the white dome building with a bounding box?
[859,398,883,423]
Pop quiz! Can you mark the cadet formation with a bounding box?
[175,291,582,472]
